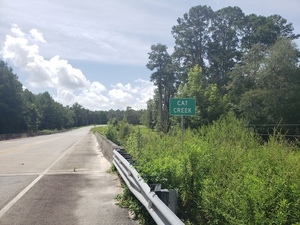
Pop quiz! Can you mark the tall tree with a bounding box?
[172,5,214,82]
[146,44,176,132]
[207,6,244,91]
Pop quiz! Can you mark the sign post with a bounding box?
[169,98,196,147]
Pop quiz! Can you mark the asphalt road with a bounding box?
[0,127,137,225]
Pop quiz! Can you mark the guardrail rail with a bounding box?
[113,148,184,225]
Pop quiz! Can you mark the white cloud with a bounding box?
[53,79,155,111]
[54,88,76,105]
[54,82,110,111]
[29,29,46,43]
[11,23,25,37]
[1,24,155,110]
[108,80,155,110]
[2,25,90,90]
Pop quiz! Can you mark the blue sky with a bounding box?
[1,0,300,110]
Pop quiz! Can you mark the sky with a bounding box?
[0,0,300,111]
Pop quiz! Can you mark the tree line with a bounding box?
[0,60,145,134]
[145,5,300,135]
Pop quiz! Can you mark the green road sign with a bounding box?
[169,98,196,116]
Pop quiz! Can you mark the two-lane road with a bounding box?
[0,127,137,225]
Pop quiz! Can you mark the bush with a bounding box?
[123,114,300,224]
[100,114,300,224]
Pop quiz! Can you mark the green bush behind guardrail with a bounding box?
[94,114,300,225]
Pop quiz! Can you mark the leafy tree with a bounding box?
[229,38,300,130]
[0,61,26,133]
[176,65,229,128]
[52,102,68,129]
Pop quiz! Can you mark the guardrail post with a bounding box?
[168,189,178,215]
[150,184,178,215]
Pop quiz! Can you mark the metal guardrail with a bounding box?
[113,148,184,225]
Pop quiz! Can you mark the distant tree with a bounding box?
[21,89,41,132]
[36,92,61,130]
[106,109,124,122]
[227,44,267,109]
[71,102,88,127]
[62,106,75,128]
[144,98,158,129]
[97,111,108,124]
[124,106,140,125]
[53,102,68,129]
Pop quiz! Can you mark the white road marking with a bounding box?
[0,134,86,219]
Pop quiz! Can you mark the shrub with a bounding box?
[124,114,300,224]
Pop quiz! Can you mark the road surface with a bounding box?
[0,127,137,225]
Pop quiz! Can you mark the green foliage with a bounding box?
[120,114,300,224]
[97,118,133,146]
[175,65,229,128]
[228,38,300,131]
[0,61,26,133]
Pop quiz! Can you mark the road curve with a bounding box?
[0,127,137,225]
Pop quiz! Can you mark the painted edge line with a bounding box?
[0,134,87,219]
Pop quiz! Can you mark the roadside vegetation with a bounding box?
[95,115,300,225]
